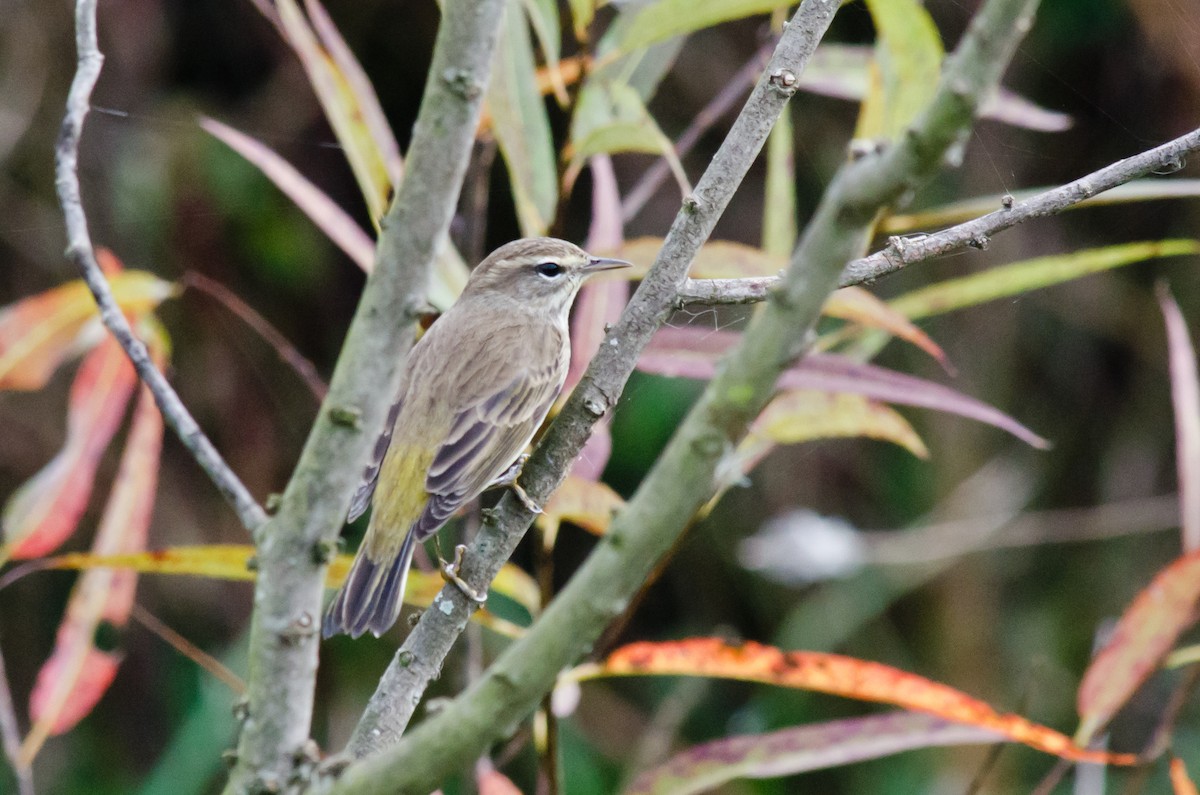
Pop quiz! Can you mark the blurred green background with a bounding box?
[2,0,1199,792]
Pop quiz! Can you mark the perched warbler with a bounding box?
[323,237,630,638]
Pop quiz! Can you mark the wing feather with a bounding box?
[347,396,403,522]
[414,361,562,539]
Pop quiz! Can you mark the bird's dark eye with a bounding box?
[534,261,564,278]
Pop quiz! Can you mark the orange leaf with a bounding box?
[1173,757,1200,795]
[535,476,625,550]
[1077,549,1200,742]
[822,286,950,370]
[3,336,137,559]
[576,639,1137,767]
[22,331,166,761]
[0,269,174,391]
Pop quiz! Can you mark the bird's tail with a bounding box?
[322,530,416,638]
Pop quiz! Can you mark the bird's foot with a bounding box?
[509,479,543,515]
[488,453,529,489]
[440,544,488,604]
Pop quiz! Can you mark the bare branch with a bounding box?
[326,0,1039,791]
[671,123,1200,306]
[842,126,1200,285]
[223,0,508,790]
[57,0,268,532]
[340,0,842,768]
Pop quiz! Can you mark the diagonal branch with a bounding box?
[341,0,842,766]
[223,0,508,791]
[326,0,1040,791]
[673,123,1200,306]
[57,0,267,533]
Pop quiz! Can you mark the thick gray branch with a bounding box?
[223,0,507,791]
[57,0,267,533]
[675,124,1200,305]
[339,0,841,769]
[326,0,1038,791]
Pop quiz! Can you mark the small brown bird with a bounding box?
[323,237,630,638]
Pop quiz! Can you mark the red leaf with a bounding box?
[1077,549,1200,742]
[3,336,137,558]
[637,328,1047,448]
[22,334,165,760]
[627,712,1003,795]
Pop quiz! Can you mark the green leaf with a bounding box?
[568,81,689,196]
[602,0,794,57]
[489,0,559,236]
[519,0,567,104]
[567,0,595,42]
[762,106,797,257]
[889,240,1200,320]
[855,0,944,141]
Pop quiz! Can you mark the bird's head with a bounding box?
[461,237,631,316]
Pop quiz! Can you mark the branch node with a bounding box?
[1001,193,1015,209]
[968,234,991,250]
[768,67,798,92]
[441,67,483,100]
[582,396,608,418]
[327,405,364,430]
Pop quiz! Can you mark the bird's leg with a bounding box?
[437,541,488,604]
[486,453,544,514]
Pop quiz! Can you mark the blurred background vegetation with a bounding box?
[2,0,1200,792]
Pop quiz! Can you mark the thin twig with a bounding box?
[130,603,246,695]
[670,125,1200,306]
[327,0,1038,791]
[0,642,33,795]
[180,271,328,402]
[56,0,268,534]
[620,42,773,223]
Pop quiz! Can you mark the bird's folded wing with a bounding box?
[416,363,562,537]
[346,396,404,523]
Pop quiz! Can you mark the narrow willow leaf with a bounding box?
[37,545,540,629]
[638,328,1044,447]
[21,325,166,762]
[576,639,1136,766]
[627,712,1002,795]
[304,0,403,186]
[567,0,594,42]
[519,0,568,104]
[3,337,137,560]
[1077,550,1200,743]
[0,270,175,391]
[762,105,797,257]
[801,45,1069,133]
[1159,286,1200,550]
[201,117,375,272]
[275,0,393,224]
[889,240,1200,321]
[855,0,943,141]
[489,0,558,236]
[567,82,688,198]
[603,0,793,58]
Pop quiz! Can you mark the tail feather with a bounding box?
[322,531,416,638]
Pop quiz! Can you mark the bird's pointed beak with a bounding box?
[581,256,633,274]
